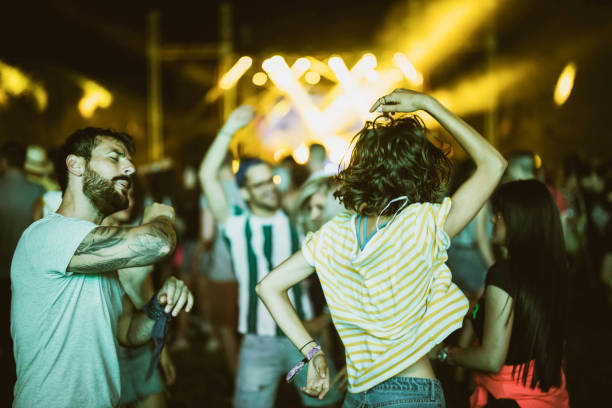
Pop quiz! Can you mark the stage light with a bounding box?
[328,56,370,119]
[292,143,310,165]
[220,56,253,90]
[291,58,311,78]
[305,71,321,85]
[252,72,268,86]
[393,52,423,86]
[534,154,542,169]
[263,55,327,134]
[232,159,240,174]
[78,80,112,118]
[554,62,576,106]
[0,60,47,111]
[273,174,282,185]
[360,53,377,70]
[365,70,380,83]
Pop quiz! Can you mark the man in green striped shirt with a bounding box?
[199,106,342,408]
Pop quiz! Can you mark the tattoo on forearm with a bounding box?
[69,218,176,274]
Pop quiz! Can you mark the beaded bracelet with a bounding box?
[286,345,322,382]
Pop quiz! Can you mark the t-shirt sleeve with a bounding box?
[27,216,98,276]
[301,229,322,267]
[485,261,513,294]
[431,197,452,259]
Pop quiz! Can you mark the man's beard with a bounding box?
[82,165,130,216]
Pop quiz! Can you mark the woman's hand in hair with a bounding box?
[369,88,432,114]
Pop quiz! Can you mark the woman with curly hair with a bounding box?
[257,89,507,407]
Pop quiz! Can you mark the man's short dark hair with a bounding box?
[1,141,27,168]
[57,127,135,192]
[235,157,266,188]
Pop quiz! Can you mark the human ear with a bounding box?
[66,154,85,177]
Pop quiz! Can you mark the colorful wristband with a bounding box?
[286,345,322,382]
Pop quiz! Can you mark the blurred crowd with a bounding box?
[1,119,611,407]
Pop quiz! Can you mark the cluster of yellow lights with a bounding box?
[554,62,576,106]
[220,56,253,90]
[0,60,47,111]
[78,80,113,118]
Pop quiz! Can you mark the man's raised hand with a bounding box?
[220,105,255,136]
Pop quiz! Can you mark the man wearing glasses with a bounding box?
[199,107,341,408]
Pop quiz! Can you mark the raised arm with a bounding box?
[370,89,507,239]
[67,203,176,274]
[199,105,255,223]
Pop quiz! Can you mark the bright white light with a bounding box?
[292,143,310,165]
[305,71,321,85]
[220,56,253,90]
[393,52,423,86]
[554,62,576,106]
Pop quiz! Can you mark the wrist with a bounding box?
[218,127,235,139]
[420,94,438,112]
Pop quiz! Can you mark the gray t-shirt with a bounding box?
[11,213,124,408]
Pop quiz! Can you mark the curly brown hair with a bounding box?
[334,115,452,216]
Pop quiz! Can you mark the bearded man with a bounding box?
[10,128,193,408]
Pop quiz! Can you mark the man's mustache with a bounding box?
[111,175,133,189]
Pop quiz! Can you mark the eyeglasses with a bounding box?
[245,177,275,190]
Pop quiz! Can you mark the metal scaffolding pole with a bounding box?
[147,11,164,162]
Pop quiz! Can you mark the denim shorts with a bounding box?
[342,377,445,408]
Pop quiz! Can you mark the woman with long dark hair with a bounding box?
[438,179,570,407]
[256,89,506,407]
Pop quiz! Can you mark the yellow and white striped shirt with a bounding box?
[302,198,468,393]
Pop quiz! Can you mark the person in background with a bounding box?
[0,141,45,405]
[102,183,176,408]
[200,106,343,408]
[437,179,570,408]
[257,89,506,407]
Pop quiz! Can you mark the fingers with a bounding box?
[369,91,401,113]
[159,277,193,315]
[160,278,177,313]
[313,354,328,379]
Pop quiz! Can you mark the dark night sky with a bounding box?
[1,0,611,162]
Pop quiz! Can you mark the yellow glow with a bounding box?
[365,70,380,83]
[292,143,310,165]
[360,53,377,70]
[78,80,112,118]
[274,149,288,162]
[534,154,542,169]
[554,62,576,106]
[0,60,47,111]
[328,56,370,119]
[304,71,321,85]
[232,160,240,174]
[431,60,536,117]
[220,56,253,90]
[272,174,282,185]
[384,0,498,72]
[252,71,268,86]
[393,52,423,86]
[263,55,327,134]
[291,58,311,78]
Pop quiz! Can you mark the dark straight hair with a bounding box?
[491,179,569,391]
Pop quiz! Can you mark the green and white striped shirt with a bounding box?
[222,210,313,336]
